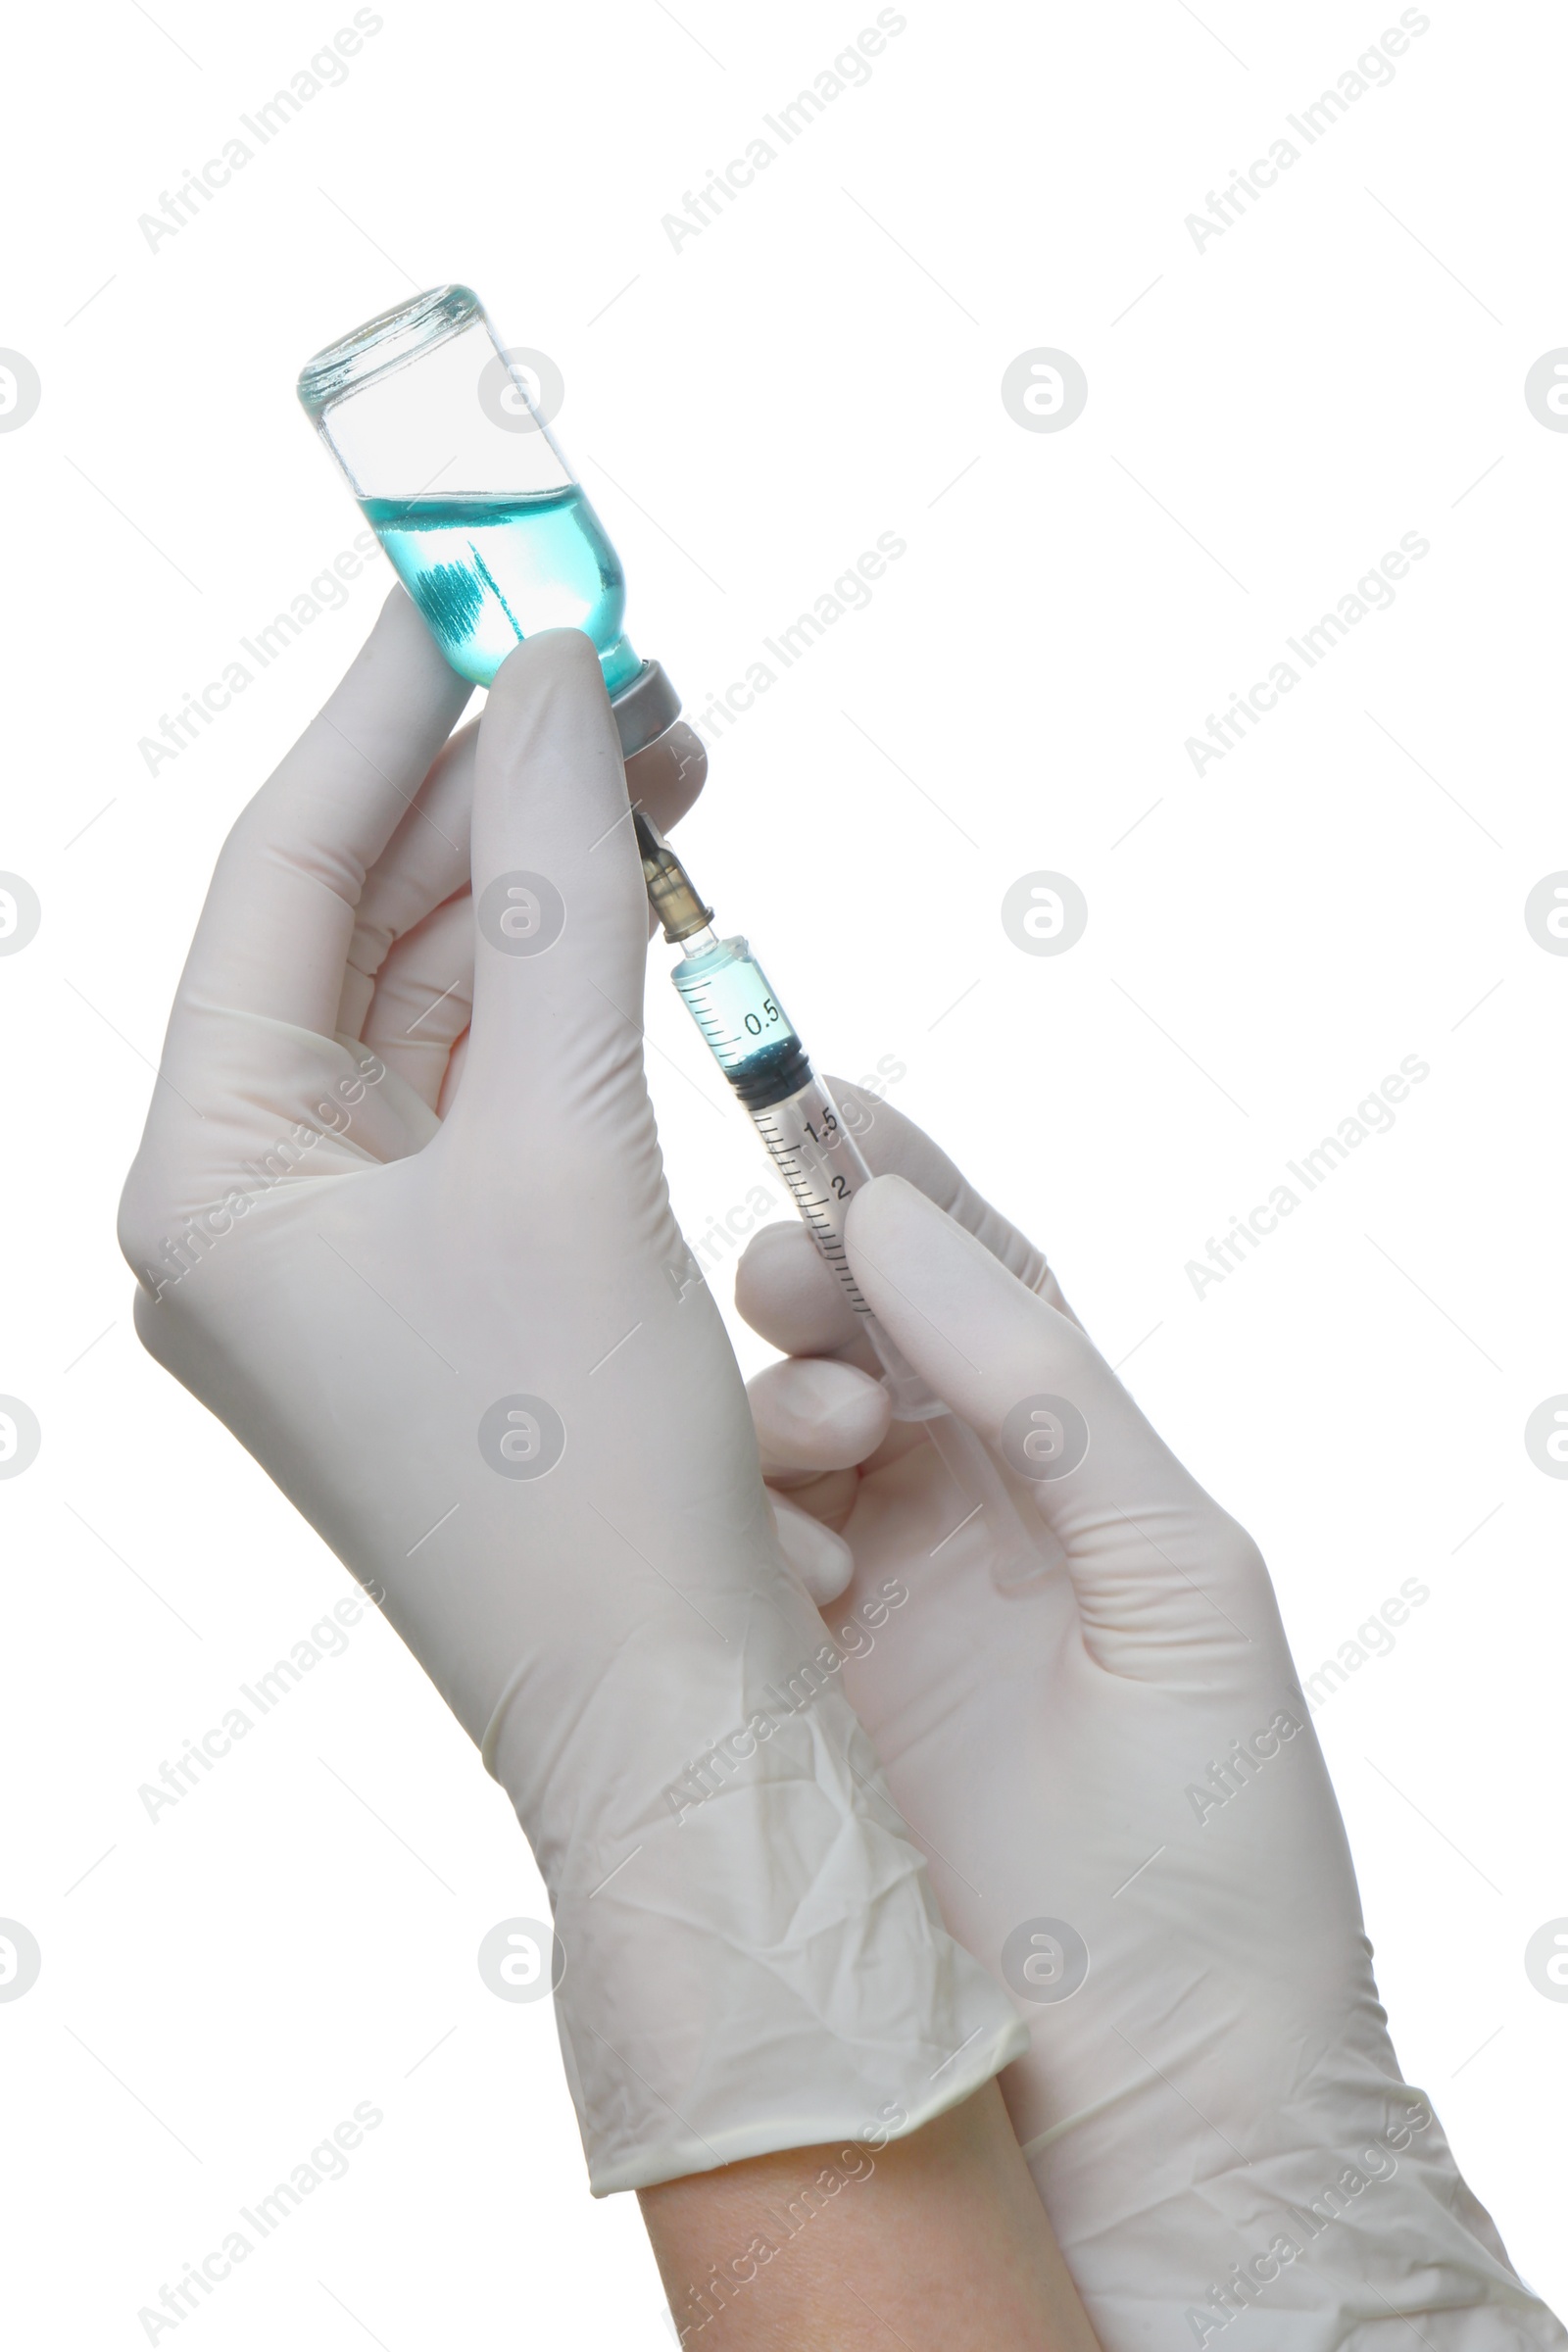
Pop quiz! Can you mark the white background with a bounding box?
[4,0,1566,2341]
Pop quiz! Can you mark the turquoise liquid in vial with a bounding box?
[361,487,642,693]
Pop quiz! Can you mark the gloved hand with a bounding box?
[118,595,1026,2195]
[738,1091,1564,2350]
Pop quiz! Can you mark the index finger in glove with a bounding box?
[830,1080,1064,1302]
[174,588,470,1038]
[846,1174,1269,1667]
[734,1082,1079,1361]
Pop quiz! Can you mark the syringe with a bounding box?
[636,814,1046,1593]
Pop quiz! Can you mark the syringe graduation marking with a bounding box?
[751,1099,872,1315]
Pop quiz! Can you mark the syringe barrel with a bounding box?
[668,934,1050,1586]
[669,937,937,1408]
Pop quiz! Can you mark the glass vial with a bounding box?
[297,284,679,755]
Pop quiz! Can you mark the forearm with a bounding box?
[639,2080,1102,2351]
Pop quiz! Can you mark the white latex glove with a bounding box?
[737,1088,1564,2350]
[118,599,1026,2195]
